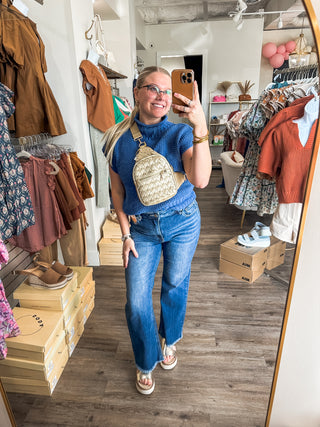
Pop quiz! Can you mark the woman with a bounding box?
[103,66,211,395]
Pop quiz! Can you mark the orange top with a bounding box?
[79,60,115,132]
[258,117,317,204]
[0,4,66,137]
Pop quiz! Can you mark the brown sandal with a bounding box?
[13,266,68,289]
[32,255,73,280]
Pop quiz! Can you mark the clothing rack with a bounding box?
[273,64,319,83]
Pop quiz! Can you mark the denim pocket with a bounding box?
[179,199,199,217]
[131,214,142,224]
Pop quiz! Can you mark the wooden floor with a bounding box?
[6,170,292,427]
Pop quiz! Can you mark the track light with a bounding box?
[233,11,242,24]
[236,19,244,31]
[238,0,247,13]
[278,13,283,29]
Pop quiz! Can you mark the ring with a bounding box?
[183,106,186,113]
[188,100,192,106]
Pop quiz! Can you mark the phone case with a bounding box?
[171,69,194,114]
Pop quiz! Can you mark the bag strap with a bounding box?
[130,122,186,187]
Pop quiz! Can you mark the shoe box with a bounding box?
[13,274,78,311]
[4,267,95,395]
[219,236,268,283]
[98,217,122,266]
[265,237,286,270]
[0,307,68,395]
[1,346,69,396]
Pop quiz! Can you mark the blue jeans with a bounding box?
[125,199,201,373]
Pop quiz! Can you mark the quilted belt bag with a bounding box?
[131,122,186,206]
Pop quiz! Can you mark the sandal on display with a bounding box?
[32,255,74,280]
[13,266,68,290]
[136,370,155,395]
[160,338,178,370]
[237,221,271,248]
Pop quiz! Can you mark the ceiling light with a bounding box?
[238,0,248,13]
[278,13,283,29]
[233,11,242,24]
[236,19,244,30]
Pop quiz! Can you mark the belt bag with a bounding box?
[131,123,186,206]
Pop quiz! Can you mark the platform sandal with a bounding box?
[13,266,68,290]
[160,338,177,370]
[136,370,155,395]
[32,255,74,280]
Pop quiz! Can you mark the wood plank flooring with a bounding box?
[6,170,291,426]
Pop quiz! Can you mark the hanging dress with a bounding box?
[0,239,20,359]
[0,3,66,137]
[0,82,35,241]
[8,156,67,252]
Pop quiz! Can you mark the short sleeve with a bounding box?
[179,124,193,156]
[258,129,281,178]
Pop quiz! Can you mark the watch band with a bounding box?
[121,234,132,242]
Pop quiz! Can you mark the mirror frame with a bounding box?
[266,0,320,424]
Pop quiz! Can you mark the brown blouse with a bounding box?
[79,59,115,132]
[0,4,66,137]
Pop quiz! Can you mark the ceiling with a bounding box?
[134,0,307,30]
[94,0,308,30]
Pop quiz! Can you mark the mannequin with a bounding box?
[293,96,320,146]
[12,0,29,16]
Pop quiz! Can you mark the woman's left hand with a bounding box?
[172,80,207,136]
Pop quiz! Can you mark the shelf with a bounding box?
[210,99,257,104]
[99,64,127,80]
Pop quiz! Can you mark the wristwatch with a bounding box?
[121,234,132,242]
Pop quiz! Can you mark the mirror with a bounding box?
[2,0,319,425]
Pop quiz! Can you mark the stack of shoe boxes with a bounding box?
[219,237,268,283]
[266,237,286,270]
[219,236,287,283]
[0,308,67,395]
[98,217,122,266]
[0,266,95,395]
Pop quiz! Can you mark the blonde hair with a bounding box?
[102,66,171,163]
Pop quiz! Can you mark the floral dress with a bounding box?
[0,82,35,241]
[0,239,20,359]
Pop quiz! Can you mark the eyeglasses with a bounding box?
[140,84,172,97]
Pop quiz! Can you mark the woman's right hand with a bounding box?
[122,238,138,268]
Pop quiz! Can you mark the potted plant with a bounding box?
[238,80,255,101]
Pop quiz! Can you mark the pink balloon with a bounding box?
[284,52,290,60]
[262,42,277,58]
[269,53,285,68]
[285,40,296,53]
[277,45,286,54]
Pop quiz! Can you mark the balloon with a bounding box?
[269,53,285,68]
[277,45,286,54]
[262,42,277,58]
[285,40,296,53]
[284,52,290,60]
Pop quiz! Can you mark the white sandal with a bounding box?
[136,370,155,395]
[160,338,178,370]
[237,221,271,248]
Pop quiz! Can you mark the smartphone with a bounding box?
[171,69,194,114]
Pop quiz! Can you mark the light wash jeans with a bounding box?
[125,199,201,373]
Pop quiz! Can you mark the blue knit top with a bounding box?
[109,115,196,215]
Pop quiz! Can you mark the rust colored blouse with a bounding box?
[79,60,115,132]
[0,4,66,137]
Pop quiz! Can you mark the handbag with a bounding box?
[131,123,186,206]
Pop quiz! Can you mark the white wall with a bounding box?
[268,0,320,424]
[138,18,264,127]
[20,0,136,265]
